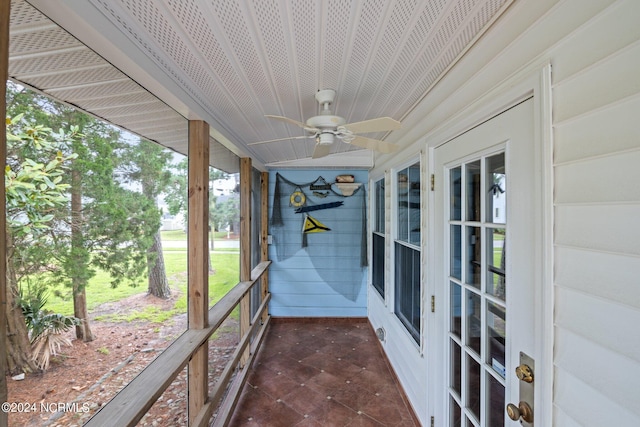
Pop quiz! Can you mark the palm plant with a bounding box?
[19,286,81,370]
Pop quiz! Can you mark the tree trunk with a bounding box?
[142,172,170,298]
[71,169,93,342]
[72,287,93,341]
[4,242,38,376]
[147,232,171,298]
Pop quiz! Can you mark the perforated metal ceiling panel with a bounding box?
[11,0,513,169]
[8,0,240,173]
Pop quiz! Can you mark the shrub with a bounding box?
[19,286,81,370]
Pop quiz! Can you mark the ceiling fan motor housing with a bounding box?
[306,114,346,130]
[306,88,346,146]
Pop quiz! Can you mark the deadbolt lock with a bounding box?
[506,401,533,423]
[515,363,534,383]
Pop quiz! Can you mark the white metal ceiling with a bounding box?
[9,0,512,170]
[8,0,240,173]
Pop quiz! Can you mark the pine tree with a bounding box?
[54,109,157,341]
[7,84,157,343]
[121,138,172,298]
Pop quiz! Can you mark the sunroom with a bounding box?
[2,0,639,426]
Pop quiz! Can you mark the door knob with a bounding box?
[515,363,534,383]
[506,401,533,423]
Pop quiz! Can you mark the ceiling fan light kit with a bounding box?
[253,89,402,158]
[316,132,336,146]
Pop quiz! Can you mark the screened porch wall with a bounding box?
[267,169,368,317]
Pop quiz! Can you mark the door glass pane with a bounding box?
[466,226,481,288]
[486,154,505,224]
[467,354,481,421]
[451,167,462,220]
[451,282,462,338]
[450,225,462,279]
[451,340,462,397]
[466,290,481,356]
[447,151,507,427]
[486,228,506,300]
[450,396,462,427]
[487,302,506,378]
[487,373,505,427]
[466,160,481,222]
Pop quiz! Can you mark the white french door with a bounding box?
[434,98,538,427]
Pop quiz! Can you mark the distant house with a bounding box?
[160,211,184,232]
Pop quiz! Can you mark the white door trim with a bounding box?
[426,64,553,426]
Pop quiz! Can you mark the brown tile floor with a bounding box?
[229,318,419,427]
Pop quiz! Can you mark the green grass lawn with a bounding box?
[160,229,188,241]
[43,268,146,316]
[161,230,237,241]
[43,251,239,323]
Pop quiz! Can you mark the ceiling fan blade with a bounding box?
[265,115,319,132]
[312,143,331,159]
[349,135,399,154]
[247,135,311,146]
[342,117,401,134]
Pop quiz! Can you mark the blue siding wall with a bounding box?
[268,169,368,317]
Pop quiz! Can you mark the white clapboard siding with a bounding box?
[555,327,640,422]
[555,205,640,256]
[553,40,640,123]
[556,287,640,366]
[554,94,640,164]
[551,0,640,83]
[552,1,640,425]
[553,407,586,427]
[554,367,639,427]
[555,150,640,203]
[555,246,640,309]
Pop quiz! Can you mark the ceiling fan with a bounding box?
[248,89,401,159]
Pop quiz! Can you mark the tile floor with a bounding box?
[228,318,419,426]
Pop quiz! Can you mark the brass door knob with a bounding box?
[506,401,533,423]
[515,363,534,383]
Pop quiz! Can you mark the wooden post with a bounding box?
[1,2,10,426]
[260,172,269,324]
[187,120,209,425]
[239,158,251,366]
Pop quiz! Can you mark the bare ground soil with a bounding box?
[6,291,239,427]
